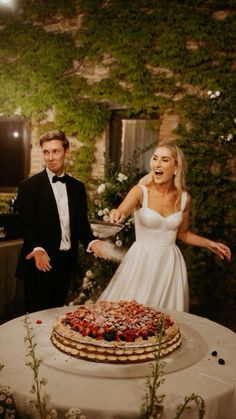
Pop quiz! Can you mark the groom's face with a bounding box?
[41,140,68,175]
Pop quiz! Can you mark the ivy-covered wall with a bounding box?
[0,0,235,323]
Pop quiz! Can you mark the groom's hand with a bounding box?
[26,249,52,272]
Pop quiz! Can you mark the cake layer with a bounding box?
[51,330,182,363]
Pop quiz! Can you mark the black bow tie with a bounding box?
[52,175,67,184]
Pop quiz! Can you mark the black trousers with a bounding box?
[23,249,74,313]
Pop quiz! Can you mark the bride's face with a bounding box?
[150,146,177,184]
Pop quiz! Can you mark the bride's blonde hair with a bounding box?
[139,142,188,208]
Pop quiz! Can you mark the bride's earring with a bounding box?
[173,170,177,175]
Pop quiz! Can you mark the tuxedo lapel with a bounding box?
[65,176,76,230]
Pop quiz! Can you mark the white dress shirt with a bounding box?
[46,168,71,250]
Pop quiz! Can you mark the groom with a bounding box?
[16,129,106,312]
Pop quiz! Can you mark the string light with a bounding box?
[0,0,15,8]
[13,131,19,138]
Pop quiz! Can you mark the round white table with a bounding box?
[0,307,236,418]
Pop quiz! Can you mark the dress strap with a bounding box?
[138,184,148,208]
[180,191,187,211]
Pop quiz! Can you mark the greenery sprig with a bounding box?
[141,316,166,419]
[24,315,54,419]
[23,315,87,418]
[174,394,205,419]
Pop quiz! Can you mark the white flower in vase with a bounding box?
[97,209,104,217]
[97,183,106,194]
[115,239,123,248]
[82,277,90,286]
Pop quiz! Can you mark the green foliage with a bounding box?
[0,17,112,178]
[0,195,12,213]
[0,1,235,172]
[0,22,76,117]
[20,0,80,20]
[177,84,236,319]
[69,143,96,183]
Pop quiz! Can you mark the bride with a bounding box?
[98,142,231,311]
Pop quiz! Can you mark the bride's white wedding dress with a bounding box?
[98,184,189,312]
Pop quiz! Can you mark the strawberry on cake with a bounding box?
[51,300,182,363]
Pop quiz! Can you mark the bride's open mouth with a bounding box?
[154,169,164,177]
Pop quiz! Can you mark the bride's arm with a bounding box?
[177,194,231,261]
[109,185,143,223]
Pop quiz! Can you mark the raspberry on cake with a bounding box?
[51,300,182,363]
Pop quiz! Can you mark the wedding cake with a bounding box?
[51,300,182,363]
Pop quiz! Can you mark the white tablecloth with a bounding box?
[0,307,235,418]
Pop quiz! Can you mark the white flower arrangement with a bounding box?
[0,384,17,418]
[125,216,134,226]
[207,90,221,99]
[225,133,233,142]
[65,407,86,418]
[97,183,106,194]
[97,207,110,221]
[207,89,235,145]
[115,239,123,248]
[81,281,93,291]
[117,172,128,182]
[85,270,95,279]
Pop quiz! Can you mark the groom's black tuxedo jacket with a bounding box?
[16,169,95,279]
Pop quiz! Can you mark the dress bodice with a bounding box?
[134,185,187,246]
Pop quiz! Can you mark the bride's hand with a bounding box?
[109,209,125,224]
[209,241,231,261]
